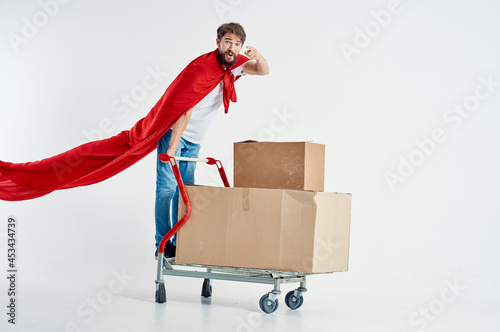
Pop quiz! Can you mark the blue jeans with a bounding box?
[155,130,200,248]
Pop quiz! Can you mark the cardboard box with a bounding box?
[176,185,352,273]
[234,141,325,191]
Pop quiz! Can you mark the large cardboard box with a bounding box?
[176,185,352,273]
[233,141,325,191]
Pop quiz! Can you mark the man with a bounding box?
[154,23,269,259]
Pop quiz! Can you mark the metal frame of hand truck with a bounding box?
[155,154,309,314]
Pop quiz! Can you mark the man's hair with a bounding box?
[217,22,246,44]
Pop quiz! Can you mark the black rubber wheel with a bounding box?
[285,290,303,310]
[201,279,212,298]
[259,294,279,314]
[155,283,166,303]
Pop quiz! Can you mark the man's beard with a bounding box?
[217,49,238,68]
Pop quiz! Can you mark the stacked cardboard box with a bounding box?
[176,141,352,273]
[233,140,326,191]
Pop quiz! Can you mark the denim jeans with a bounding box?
[155,130,200,247]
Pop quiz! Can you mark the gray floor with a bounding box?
[1,259,497,332]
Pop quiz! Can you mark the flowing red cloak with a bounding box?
[0,49,249,201]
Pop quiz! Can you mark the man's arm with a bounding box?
[166,108,193,156]
[242,46,270,76]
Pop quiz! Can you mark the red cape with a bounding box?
[0,49,249,201]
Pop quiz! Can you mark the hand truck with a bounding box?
[155,154,308,314]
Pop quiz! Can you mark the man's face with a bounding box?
[216,32,243,67]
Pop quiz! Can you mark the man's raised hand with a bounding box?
[244,46,261,61]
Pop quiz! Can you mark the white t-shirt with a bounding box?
[181,62,247,144]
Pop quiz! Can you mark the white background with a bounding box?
[0,0,499,331]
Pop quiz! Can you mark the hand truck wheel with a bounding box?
[259,293,279,314]
[201,279,212,298]
[285,290,304,310]
[155,283,166,303]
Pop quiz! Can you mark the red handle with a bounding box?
[158,155,191,255]
[206,157,230,188]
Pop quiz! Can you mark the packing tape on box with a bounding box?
[242,188,250,212]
